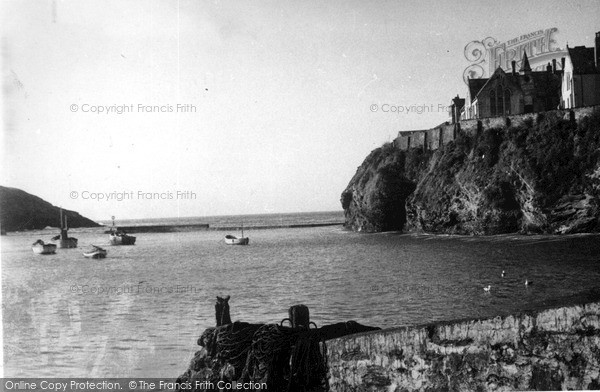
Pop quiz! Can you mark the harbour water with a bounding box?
[2,210,600,377]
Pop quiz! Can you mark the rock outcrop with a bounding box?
[341,109,600,234]
[0,186,100,232]
[341,144,416,232]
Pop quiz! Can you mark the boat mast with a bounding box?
[60,207,68,239]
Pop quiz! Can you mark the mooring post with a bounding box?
[289,305,310,329]
[215,295,232,326]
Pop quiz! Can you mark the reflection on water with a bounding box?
[2,225,600,377]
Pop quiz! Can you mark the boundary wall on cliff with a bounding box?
[325,300,600,391]
[393,105,599,151]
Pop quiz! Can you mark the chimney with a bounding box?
[511,60,516,76]
[596,32,600,70]
[561,57,565,71]
[552,59,557,74]
[546,62,552,73]
[451,95,461,124]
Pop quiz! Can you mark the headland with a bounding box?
[342,105,600,234]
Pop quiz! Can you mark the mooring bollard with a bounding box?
[289,304,310,329]
[215,295,232,326]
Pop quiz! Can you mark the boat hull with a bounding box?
[32,242,57,254]
[83,249,107,259]
[224,235,249,245]
[109,234,136,245]
[59,238,78,248]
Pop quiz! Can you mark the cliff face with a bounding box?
[341,145,416,232]
[341,110,600,234]
[0,186,100,232]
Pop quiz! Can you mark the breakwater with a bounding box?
[107,222,343,233]
[209,222,343,231]
[326,290,600,391]
[109,223,210,233]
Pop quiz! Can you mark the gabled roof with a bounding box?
[473,67,520,100]
[469,66,560,102]
[567,46,598,74]
[529,71,561,86]
[467,78,488,102]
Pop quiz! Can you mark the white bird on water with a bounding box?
[501,270,505,278]
[483,285,491,292]
[525,279,532,286]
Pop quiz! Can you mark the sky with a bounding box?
[1,0,599,220]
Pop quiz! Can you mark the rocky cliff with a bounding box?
[0,186,100,232]
[341,109,600,234]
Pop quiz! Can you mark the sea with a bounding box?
[2,210,600,377]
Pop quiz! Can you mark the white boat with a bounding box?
[224,235,250,245]
[31,240,57,254]
[108,216,136,245]
[83,245,107,259]
[109,231,136,245]
[225,224,249,245]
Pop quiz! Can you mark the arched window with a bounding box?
[490,90,496,116]
[504,89,511,115]
[496,89,503,115]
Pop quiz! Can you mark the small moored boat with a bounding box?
[109,230,136,245]
[32,240,57,254]
[225,223,249,245]
[224,235,249,245]
[108,216,136,245]
[55,208,78,248]
[83,245,107,259]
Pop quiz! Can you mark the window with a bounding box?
[504,89,511,115]
[496,89,503,115]
[489,86,512,117]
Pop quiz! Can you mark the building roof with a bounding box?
[473,67,519,100]
[471,66,561,101]
[567,46,598,74]
[467,78,488,102]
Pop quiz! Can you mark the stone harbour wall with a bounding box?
[325,300,600,391]
[393,105,599,151]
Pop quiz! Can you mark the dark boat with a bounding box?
[55,208,78,248]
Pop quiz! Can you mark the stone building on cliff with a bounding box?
[463,52,562,119]
[561,32,600,108]
[461,31,600,120]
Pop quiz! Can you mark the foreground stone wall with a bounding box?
[325,301,600,391]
